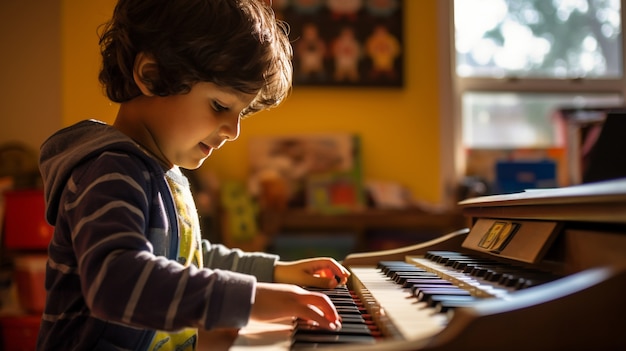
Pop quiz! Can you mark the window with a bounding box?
[438,0,625,200]
[455,0,622,79]
[462,92,622,148]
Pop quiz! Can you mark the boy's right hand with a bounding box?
[251,282,341,331]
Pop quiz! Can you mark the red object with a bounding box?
[0,314,41,351]
[3,189,53,250]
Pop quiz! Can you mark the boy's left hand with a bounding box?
[274,257,351,288]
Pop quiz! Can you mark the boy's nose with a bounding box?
[221,115,241,142]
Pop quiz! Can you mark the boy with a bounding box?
[37,0,350,349]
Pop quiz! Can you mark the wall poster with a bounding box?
[269,0,404,87]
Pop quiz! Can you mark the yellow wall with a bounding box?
[0,0,62,151]
[61,1,444,204]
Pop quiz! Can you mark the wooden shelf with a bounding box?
[262,208,466,231]
[259,208,469,251]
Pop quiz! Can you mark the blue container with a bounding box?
[495,160,557,194]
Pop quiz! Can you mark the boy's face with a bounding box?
[130,81,257,169]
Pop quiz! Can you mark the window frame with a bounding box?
[437,0,626,207]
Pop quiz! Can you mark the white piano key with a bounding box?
[349,267,448,341]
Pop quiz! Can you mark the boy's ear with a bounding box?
[133,52,159,96]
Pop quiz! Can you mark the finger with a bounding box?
[298,296,341,330]
[322,260,351,279]
[313,268,339,286]
[309,293,341,324]
[314,266,350,286]
[334,268,350,285]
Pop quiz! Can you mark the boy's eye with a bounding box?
[211,101,228,112]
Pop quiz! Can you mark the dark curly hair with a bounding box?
[98,0,292,117]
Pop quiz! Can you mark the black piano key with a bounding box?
[443,259,465,267]
[482,269,499,281]
[409,284,456,296]
[470,266,491,277]
[393,272,438,285]
[328,298,358,307]
[409,281,455,295]
[390,270,429,280]
[515,275,555,289]
[386,266,424,272]
[500,273,522,286]
[413,286,469,295]
[462,265,479,274]
[416,288,472,301]
[425,251,468,263]
[307,287,352,296]
[336,315,366,324]
[295,323,372,336]
[376,261,406,269]
[452,260,493,270]
[293,333,377,344]
[378,262,417,275]
[406,278,451,284]
[409,281,452,293]
[427,294,479,307]
[389,267,428,275]
[434,299,479,313]
[336,311,363,317]
[382,263,420,269]
[377,260,410,269]
[402,277,450,288]
[385,268,424,280]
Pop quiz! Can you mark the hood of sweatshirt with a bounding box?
[39,119,161,225]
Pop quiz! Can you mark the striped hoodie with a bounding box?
[37,120,278,350]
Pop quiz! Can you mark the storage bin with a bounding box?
[13,255,47,313]
[3,189,53,250]
[0,314,41,351]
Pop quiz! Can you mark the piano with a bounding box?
[198,177,626,351]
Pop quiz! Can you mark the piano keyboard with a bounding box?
[224,250,563,350]
[288,250,562,349]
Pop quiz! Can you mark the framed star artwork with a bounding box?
[268,0,404,87]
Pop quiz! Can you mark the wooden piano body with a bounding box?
[200,178,626,351]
